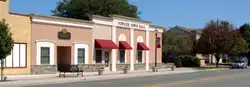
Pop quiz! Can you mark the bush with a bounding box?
[174,56,182,67]
[193,56,200,67]
[179,55,201,67]
[181,55,194,67]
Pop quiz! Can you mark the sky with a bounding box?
[9,0,250,29]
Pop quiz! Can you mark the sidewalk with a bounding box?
[0,68,226,87]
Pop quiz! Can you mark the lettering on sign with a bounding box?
[58,29,71,40]
[117,21,146,29]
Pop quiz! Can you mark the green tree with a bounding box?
[195,20,247,67]
[239,24,250,65]
[162,31,193,62]
[52,0,140,20]
[226,30,248,56]
[0,19,14,81]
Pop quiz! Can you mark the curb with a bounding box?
[0,68,227,86]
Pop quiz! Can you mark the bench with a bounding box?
[58,64,83,77]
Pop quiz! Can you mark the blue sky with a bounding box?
[9,0,250,29]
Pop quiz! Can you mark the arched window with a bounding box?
[119,34,126,41]
[118,34,127,64]
[137,36,143,42]
[136,36,143,63]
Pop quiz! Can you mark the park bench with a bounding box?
[58,64,83,77]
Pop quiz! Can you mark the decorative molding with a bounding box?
[93,19,113,26]
[32,19,93,28]
[35,40,55,43]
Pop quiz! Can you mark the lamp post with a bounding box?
[155,29,159,66]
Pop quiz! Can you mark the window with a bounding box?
[137,51,142,63]
[77,48,85,64]
[0,43,27,68]
[95,50,102,63]
[41,47,50,64]
[119,50,125,63]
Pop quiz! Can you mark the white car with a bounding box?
[231,60,248,69]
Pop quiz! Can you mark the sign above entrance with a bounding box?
[58,29,71,40]
[116,21,146,29]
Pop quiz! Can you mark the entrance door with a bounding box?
[104,52,110,67]
[57,46,71,65]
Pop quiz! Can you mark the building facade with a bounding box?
[29,14,164,74]
[0,0,32,75]
[1,0,165,75]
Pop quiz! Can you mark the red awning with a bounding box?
[119,41,132,50]
[137,42,149,50]
[95,39,118,49]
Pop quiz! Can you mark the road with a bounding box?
[24,69,250,87]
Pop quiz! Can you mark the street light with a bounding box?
[155,29,159,66]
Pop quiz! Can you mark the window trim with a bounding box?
[1,43,27,68]
[36,41,54,65]
[118,50,126,64]
[74,44,88,64]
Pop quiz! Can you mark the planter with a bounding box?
[152,66,158,72]
[97,67,104,75]
[123,66,129,74]
[171,65,176,71]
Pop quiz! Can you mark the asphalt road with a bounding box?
[24,69,250,87]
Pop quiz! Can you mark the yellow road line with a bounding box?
[144,74,241,87]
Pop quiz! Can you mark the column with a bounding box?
[146,30,150,70]
[111,25,117,72]
[130,28,134,71]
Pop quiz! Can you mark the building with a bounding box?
[0,0,165,75]
[29,14,164,74]
[0,0,31,75]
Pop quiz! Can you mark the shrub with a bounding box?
[179,55,201,67]
[174,56,182,67]
[193,56,201,67]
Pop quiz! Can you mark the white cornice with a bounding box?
[93,19,112,26]
[32,19,93,28]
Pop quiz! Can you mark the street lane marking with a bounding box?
[144,74,241,87]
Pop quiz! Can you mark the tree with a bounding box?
[226,30,248,56]
[239,24,250,65]
[51,0,140,20]
[0,19,14,81]
[162,31,193,62]
[195,20,247,67]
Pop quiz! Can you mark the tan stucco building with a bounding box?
[0,0,31,75]
[1,0,165,75]
[28,14,164,74]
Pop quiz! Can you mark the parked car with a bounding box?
[231,58,248,69]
